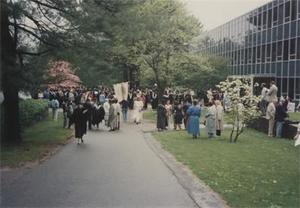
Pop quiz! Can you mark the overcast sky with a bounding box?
[182,0,272,31]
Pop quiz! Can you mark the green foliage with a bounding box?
[19,99,48,128]
[154,129,300,208]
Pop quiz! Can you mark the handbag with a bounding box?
[216,130,221,136]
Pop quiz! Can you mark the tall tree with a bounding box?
[1,0,78,144]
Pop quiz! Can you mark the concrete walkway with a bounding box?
[1,122,198,208]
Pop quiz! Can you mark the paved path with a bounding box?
[1,122,198,208]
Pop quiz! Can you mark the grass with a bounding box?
[143,110,157,122]
[153,129,300,208]
[288,112,300,122]
[1,113,73,168]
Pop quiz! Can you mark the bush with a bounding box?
[19,99,49,128]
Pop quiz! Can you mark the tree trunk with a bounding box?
[1,1,21,144]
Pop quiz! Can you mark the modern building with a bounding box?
[199,0,300,103]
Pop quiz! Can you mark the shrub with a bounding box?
[19,99,49,128]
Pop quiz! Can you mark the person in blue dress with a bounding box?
[186,100,201,139]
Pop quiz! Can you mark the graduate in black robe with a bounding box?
[91,104,105,128]
[157,102,167,131]
[73,104,88,144]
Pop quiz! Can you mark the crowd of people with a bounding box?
[262,81,293,138]
[37,80,299,143]
[155,89,224,139]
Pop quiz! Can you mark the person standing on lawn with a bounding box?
[215,100,224,136]
[173,102,183,130]
[186,100,201,139]
[182,100,192,129]
[165,100,173,129]
[157,101,167,131]
[205,102,216,138]
[266,101,276,137]
[275,101,288,138]
[268,81,278,103]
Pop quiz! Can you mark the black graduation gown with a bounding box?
[157,104,167,129]
[173,105,183,124]
[73,107,87,138]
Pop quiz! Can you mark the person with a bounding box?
[67,101,74,128]
[165,100,173,129]
[120,99,129,122]
[266,101,276,137]
[186,100,201,139]
[133,97,144,124]
[182,100,191,129]
[98,91,106,105]
[275,101,288,138]
[215,100,224,136]
[157,102,167,131]
[62,101,68,128]
[50,98,59,121]
[268,81,278,103]
[205,102,216,138]
[84,98,94,130]
[260,83,269,115]
[103,98,110,127]
[114,99,122,130]
[73,104,88,144]
[108,99,116,131]
[173,102,183,130]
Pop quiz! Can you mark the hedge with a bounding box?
[19,99,49,128]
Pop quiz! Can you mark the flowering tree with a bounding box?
[217,79,261,143]
[46,61,82,89]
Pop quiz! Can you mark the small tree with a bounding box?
[217,79,261,143]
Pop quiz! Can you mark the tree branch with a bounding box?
[28,0,67,13]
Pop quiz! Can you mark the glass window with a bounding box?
[272,62,276,74]
[272,42,277,61]
[277,41,283,60]
[267,9,272,28]
[273,5,278,25]
[266,29,271,43]
[252,47,256,63]
[291,0,297,21]
[266,44,271,61]
[283,62,288,77]
[262,44,266,62]
[284,1,290,22]
[289,61,295,76]
[297,61,300,76]
[283,40,289,60]
[272,26,277,41]
[256,63,261,74]
[298,0,300,19]
[257,45,261,63]
[262,30,266,43]
[261,63,266,74]
[282,78,288,93]
[276,62,282,76]
[278,24,283,40]
[291,21,296,37]
[298,20,300,36]
[290,38,296,59]
[258,13,262,30]
[266,63,271,74]
[297,38,300,59]
[278,4,284,24]
[263,11,267,28]
[284,23,290,39]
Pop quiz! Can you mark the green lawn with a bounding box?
[1,113,73,168]
[153,129,300,208]
[288,112,300,122]
[143,110,156,122]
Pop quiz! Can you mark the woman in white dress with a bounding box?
[165,100,173,129]
[133,97,144,124]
